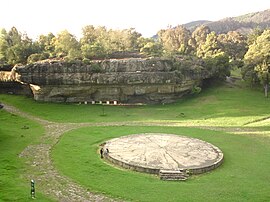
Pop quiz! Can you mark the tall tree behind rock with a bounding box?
[80,25,142,59]
[191,25,211,50]
[217,31,247,60]
[158,25,192,55]
[244,29,270,97]
[196,31,223,58]
[0,27,35,65]
[196,31,230,80]
[52,30,81,59]
[27,33,56,63]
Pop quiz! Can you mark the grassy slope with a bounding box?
[52,126,270,202]
[0,83,269,126]
[0,110,54,201]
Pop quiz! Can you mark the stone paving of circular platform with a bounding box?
[104,133,223,174]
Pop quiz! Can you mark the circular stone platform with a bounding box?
[103,133,223,175]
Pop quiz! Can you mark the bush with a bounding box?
[91,63,102,73]
[27,53,49,63]
[192,86,202,94]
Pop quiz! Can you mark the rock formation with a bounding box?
[0,69,32,95]
[4,58,214,104]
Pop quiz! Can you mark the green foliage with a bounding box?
[53,30,81,59]
[0,25,269,91]
[140,40,163,57]
[82,57,91,65]
[27,53,49,63]
[81,42,106,59]
[217,31,247,60]
[244,29,270,65]
[241,63,260,85]
[197,31,223,58]
[247,28,263,45]
[158,25,193,55]
[80,26,142,59]
[191,25,211,49]
[35,33,56,59]
[255,61,269,84]
[244,29,270,95]
[204,52,230,80]
[191,86,202,94]
[90,62,102,73]
[0,27,36,65]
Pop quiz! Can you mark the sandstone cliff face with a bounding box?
[13,58,212,103]
[0,70,32,95]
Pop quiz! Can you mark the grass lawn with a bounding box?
[1,83,270,127]
[0,110,54,202]
[1,82,270,201]
[52,126,270,202]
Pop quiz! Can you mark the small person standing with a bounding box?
[100,148,104,158]
[30,179,35,199]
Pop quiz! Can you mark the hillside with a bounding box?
[183,9,270,34]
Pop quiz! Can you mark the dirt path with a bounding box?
[3,104,261,201]
[4,104,117,202]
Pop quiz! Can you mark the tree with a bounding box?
[140,40,162,57]
[247,28,263,46]
[255,62,269,97]
[158,25,192,55]
[0,28,8,64]
[0,27,36,65]
[191,25,211,50]
[196,31,230,80]
[196,31,223,58]
[80,25,142,59]
[80,25,98,45]
[204,52,230,80]
[218,31,247,60]
[53,30,81,59]
[36,33,55,57]
[244,29,270,97]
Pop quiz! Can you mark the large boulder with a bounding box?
[13,58,213,104]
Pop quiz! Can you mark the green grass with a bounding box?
[1,82,270,201]
[0,110,54,202]
[52,126,270,202]
[1,83,270,126]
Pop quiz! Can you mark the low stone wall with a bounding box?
[104,149,224,175]
[186,154,224,175]
[104,152,160,174]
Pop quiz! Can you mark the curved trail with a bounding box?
[4,104,117,202]
[3,104,259,201]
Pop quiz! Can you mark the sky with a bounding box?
[1,0,270,40]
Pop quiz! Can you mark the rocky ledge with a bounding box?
[8,57,213,104]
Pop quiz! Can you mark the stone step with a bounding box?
[159,170,189,181]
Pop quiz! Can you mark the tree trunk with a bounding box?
[264,83,268,98]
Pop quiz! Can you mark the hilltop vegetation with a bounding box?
[183,9,270,34]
